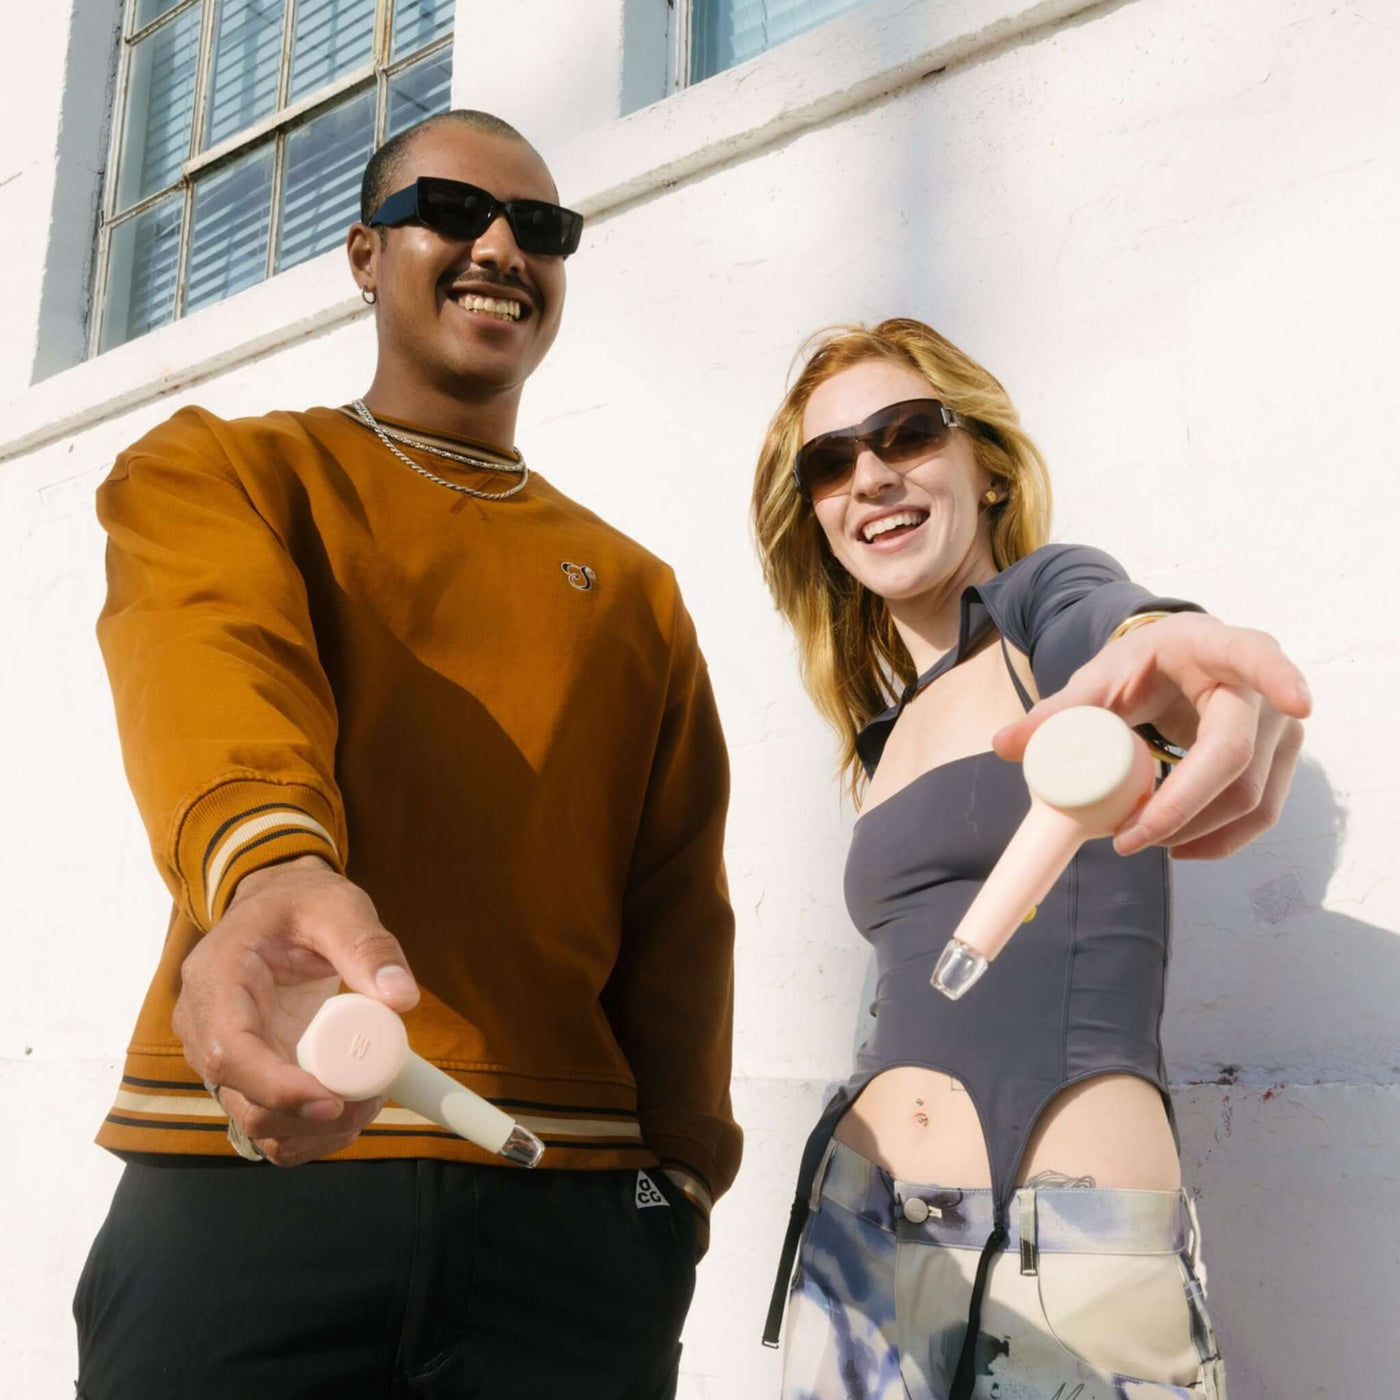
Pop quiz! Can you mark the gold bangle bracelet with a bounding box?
[1104,611,1188,765]
[1107,609,1176,645]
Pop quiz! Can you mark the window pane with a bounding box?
[288,0,375,102]
[186,145,275,311]
[100,193,184,351]
[690,0,872,81]
[276,88,375,272]
[386,49,453,140]
[134,0,187,29]
[116,5,201,209]
[392,0,454,60]
[205,0,287,149]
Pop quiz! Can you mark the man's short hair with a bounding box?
[359,110,537,225]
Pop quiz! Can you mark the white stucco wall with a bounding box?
[2,0,1397,1395]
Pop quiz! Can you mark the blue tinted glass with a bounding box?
[134,0,186,29]
[392,0,454,60]
[116,5,201,208]
[276,88,375,271]
[101,193,184,350]
[288,0,375,101]
[386,49,453,139]
[690,0,871,81]
[187,145,275,311]
[205,0,287,149]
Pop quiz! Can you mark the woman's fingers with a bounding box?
[1165,621,1312,721]
[1167,716,1304,860]
[1114,685,1260,855]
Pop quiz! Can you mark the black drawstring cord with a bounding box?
[762,1194,811,1348]
[949,1221,1008,1400]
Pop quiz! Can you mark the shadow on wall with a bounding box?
[1167,751,1398,1089]
[32,0,123,385]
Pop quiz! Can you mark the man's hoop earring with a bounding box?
[361,287,377,305]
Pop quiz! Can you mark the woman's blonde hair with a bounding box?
[751,318,1053,800]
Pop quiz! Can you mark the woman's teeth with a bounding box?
[452,293,523,322]
[862,511,927,542]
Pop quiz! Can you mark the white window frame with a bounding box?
[91,0,452,357]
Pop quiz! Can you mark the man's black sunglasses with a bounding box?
[368,177,584,258]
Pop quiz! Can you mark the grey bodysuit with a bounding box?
[763,545,1202,1388]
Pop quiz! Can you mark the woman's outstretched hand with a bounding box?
[992,613,1310,860]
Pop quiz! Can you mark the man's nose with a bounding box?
[470,212,526,274]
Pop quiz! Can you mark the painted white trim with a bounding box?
[0,0,1105,465]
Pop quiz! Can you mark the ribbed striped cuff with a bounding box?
[657,1158,715,1219]
[176,779,344,928]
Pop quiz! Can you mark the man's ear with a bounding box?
[345,221,380,294]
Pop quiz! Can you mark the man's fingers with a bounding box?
[258,1129,367,1169]
[202,1026,342,1119]
[1114,685,1260,855]
[223,1087,384,1143]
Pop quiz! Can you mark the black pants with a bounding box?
[73,1156,697,1400]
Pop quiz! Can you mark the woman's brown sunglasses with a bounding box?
[794,398,966,501]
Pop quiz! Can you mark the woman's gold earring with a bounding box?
[984,489,999,504]
[361,287,377,305]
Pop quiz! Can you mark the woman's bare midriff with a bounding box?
[832,1065,1181,1190]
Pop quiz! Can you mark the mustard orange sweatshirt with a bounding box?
[94,404,740,1217]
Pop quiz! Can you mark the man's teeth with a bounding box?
[453,293,523,321]
[862,511,926,542]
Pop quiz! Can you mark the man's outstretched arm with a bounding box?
[97,410,418,1163]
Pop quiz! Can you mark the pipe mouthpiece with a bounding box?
[930,939,989,1001]
[499,1124,545,1168]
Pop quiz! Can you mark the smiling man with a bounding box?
[75,111,740,1400]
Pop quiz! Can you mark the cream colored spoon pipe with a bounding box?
[930,706,1157,1000]
[296,993,544,1165]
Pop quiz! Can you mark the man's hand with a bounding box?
[172,854,420,1166]
[993,613,1310,860]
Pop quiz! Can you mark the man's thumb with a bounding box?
[334,930,419,1012]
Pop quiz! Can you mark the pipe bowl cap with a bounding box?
[297,992,408,1100]
[1023,706,1138,811]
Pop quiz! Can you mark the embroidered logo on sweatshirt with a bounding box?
[561,562,597,591]
[635,1170,669,1209]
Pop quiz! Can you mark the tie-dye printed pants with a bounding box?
[782,1141,1227,1400]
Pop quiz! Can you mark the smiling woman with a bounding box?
[752,319,1232,1399]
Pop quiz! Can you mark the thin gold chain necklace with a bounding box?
[350,399,529,502]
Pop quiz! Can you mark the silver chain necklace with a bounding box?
[350,398,529,501]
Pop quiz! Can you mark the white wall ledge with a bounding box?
[0,0,1106,464]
